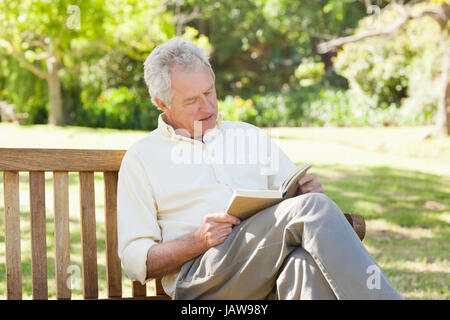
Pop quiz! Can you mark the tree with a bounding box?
[317,0,450,136]
[0,0,111,125]
[173,0,367,97]
[0,0,174,125]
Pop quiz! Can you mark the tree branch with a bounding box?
[9,46,50,81]
[173,5,203,36]
[317,2,448,54]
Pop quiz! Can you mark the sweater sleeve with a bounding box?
[117,148,161,284]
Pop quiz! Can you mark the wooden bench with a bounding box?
[1,148,169,300]
[0,147,365,300]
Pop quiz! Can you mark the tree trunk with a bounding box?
[46,57,64,126]
[434,29,450,136]
[428,4,449,137]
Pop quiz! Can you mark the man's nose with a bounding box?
[198,94,214,112]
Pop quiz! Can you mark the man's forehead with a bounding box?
[181,83,214,102]
[171,65,214,96]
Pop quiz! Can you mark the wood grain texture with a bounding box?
[3,171,22,299]
[155,278,166,296]
[0,148,125,171]
[79,171,98,299]
[29,171,48,300]
[53,171,71,300]
[344,213,366,241]
[103,171,122,298]
[132,281,146,297]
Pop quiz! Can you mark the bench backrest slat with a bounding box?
[104,171,123,298]
[79,172,99,299]
[3,171,22,300]
[29,171,48,299]
[53,171,71,300]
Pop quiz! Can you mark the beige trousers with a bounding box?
[173,193,402,300]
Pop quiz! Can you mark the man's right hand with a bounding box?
[194,212,241,250]
[146,212,240,279]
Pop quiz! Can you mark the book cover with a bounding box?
[225,164,312,219]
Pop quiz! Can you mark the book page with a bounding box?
[280,163,312,198]
[226,195,283,220]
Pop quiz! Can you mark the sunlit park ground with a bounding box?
[0,122,449,299]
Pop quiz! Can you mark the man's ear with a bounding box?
[154,97,170,113]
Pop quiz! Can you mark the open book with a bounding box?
[225,163,312,220]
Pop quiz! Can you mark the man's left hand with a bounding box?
[297,173,324,195]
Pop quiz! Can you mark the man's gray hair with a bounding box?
[143,38,215,110]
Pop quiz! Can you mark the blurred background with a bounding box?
[0,0,449,300]
[0,0,448,134]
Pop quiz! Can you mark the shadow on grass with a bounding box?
[382,267,449,300]
[314,164,450,230]
[309,163,450,299]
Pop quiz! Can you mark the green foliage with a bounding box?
[0,0,108,59]
[0,0,444,129]
[181,0,367,97]
[334,13,442,111]
[0,0,174,124]
[23,96,49,125]
[0,56,48,123]
[221,84,436,127]
[250,89,310,127]
[71,86,161,130]
[294,59,325,87]
[219,96,258,124]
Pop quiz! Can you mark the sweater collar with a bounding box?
[157,112,223,144]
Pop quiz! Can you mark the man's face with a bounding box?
[159,63,218,139]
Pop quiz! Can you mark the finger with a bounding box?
[219,229,232,239]
[209,212,241,225]
[213,225,233,236]
[209,228,231,246]
[214,235,228,246]
[300,185,311,193]
[301,182,324,194]
[313,185,324,193]
[298,173,316,186]
[299,181,314,193]
[210,223,232,231]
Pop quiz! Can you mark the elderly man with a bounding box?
[117,38,402,300]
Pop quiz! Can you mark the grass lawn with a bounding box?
[0,122,449,300]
